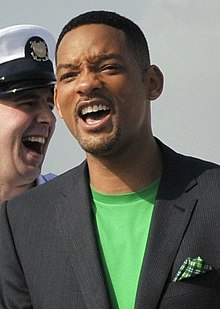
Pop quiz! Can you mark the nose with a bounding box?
[35,103,56,127]
[75,71,102,95]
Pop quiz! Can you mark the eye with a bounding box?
[59,71,78,82]
[100,64,122,74]
[18,100,37,108]
[47,102,54,110]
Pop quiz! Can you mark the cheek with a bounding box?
[57,101,73,124]
[0,129,10,148]
[0,115,26,134]
[56,100,76,133]
[0,125,17,155]
[56,85,76,115]
[109,74,142,102]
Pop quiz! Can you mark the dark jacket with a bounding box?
[1,141,220,308]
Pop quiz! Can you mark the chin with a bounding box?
[21,166,41,182]
[78,129,121,155]
[81,141,118,156]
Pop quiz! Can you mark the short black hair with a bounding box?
[56,10,150,72]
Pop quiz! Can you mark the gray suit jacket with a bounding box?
[1,141,220,308]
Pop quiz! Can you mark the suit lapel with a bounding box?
[135,194,197,308]
[54,162,111,309]
[135,142,198,308]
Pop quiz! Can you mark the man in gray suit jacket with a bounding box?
[1,10,220,309]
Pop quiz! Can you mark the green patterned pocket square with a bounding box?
[173,256,212,282]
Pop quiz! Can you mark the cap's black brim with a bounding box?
[0,80,55,97]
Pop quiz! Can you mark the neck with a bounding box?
[87,137,162,194]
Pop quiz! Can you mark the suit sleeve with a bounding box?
[0,202,33,309]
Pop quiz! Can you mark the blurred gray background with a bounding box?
[1,0,220,174]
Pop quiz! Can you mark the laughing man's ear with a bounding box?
[54,84,63,118]
[145,65,164,101]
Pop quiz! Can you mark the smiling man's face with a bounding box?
[0,87,56,186]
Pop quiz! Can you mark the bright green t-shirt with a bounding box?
[91,180,159,309]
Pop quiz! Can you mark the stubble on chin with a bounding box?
[76,127,121,156]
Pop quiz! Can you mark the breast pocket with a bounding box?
[159,270,220,309]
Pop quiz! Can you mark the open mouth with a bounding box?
[80,104,110,124]
[22,136,45,155]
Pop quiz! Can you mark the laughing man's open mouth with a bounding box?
[22,136,45,154]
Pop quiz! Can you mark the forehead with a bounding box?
[57,24,129,63]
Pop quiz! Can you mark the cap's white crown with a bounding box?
[0,24,56,64]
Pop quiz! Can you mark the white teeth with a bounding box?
[22,136,46,144]
[87,106,93,113]
[93,105,98,112]
[81,104,110,115]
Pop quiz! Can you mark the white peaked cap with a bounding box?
[0,24,56,96]
[0,24,56,64]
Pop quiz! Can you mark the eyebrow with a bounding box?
[56,53,124,73]
[56,63,78,73]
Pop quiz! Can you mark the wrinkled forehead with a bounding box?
[56,24,128,62]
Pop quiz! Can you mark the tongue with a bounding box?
[86,115,102,124]
[85,110,109,124]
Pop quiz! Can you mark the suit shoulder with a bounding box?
[5,161,88,213]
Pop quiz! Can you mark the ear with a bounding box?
[54,84,63,118]
[145,65,164,101]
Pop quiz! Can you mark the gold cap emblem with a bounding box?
[25,36,49,61]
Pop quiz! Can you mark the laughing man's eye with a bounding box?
[47,102,54,110]
[18,101,37,108]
